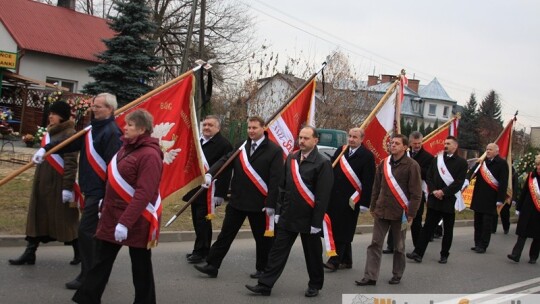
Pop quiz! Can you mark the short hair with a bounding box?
[487,143,499,151]
[125,109,153,133]
[247,116,264,127]
[95,93,118,110]
[350,127,365,139]
[204,115,221,128]
[392,134,409,146]
[409,131,423,140]
[535,154,540,166]
[302,125,319,138]
[446,135,458,144]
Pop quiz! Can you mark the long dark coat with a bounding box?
[26,120,79,243]
[515,171,540,239]
[426,153,468,214]
[327,145,375,242]
[469,155,509,215]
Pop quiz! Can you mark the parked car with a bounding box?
[317,145,337,160]
[317,128,347,148]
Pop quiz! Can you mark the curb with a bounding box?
[0,219,479,247]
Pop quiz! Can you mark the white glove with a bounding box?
[213,196,224,207]
[515,210,520,216]
[310,226,321,234]
[496,201,503,207]
[98,199,103,219]
[201,173,212,188]
[274,215,280,224]
[360,206,369,213]
[62,190,73,203]
[512,200,517,206]
[461,179,470,191]
[262,207,275,217]
[32,148,46,164]
[114,223,128,242]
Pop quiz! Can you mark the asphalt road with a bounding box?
[1,225,538,304]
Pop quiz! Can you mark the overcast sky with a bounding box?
[240,0,540,131]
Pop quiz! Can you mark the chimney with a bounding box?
[380,74,396,83]
[57,0,76,10]
[408,79,420,93]
[367,75,378,86]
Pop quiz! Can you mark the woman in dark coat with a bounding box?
[73,109,163,304]
[507,154,540,264]
[9,101,79,265]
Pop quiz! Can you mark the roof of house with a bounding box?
[419,78,455,102]
[0,0,115,62]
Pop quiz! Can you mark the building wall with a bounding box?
[422,99,453,126]
[0,24,17,53]
[530,127,540,149]
[18,51,96,93]
[247,77,294,121]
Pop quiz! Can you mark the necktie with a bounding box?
[250,142,257,156]
[411,151,416,158]
[349,149,354,157]
[200,138,204,145]
[300,154,305,163]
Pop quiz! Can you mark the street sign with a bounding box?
[0,51,17,69]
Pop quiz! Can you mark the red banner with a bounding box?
[423,117,460,156]
[363,89,397,164]
[115,74,205,200]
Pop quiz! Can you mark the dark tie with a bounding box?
[250,142,257,156]
[200,138,204,145]
[411,151,416,158]
[349,149,354,157]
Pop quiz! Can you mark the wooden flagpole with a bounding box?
[165,61,328,227]
[0,65,203,188]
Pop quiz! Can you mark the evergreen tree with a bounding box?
[433,118,439,129]
[419,121,426,135]
[459,93,481,151]
[84,0,160,106]
[412,119,418,132]
[477,90,503,147]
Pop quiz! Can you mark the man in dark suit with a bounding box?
[406,136,468,264]
[324,127,375,271]
[245,126,333,297]
[194,116,283,278]
[183,115,232,264]
[469,143,509,253]
[384,131,433,253]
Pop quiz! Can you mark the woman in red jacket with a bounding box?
[73,109,163,304]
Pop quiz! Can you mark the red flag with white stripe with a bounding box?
[115,73,205,200]
[266,78,316,158]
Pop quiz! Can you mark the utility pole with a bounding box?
[180,0,198,74]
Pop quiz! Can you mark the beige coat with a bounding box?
[25,120,79,242]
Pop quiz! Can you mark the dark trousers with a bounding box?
[410,200,425,248]
[206,204,273,271]
[328,241,352,266]
[73,240,155,304]
[258,228,323,290]
[474,212,494,249]
[492,203,510,233]
[414,208,455,258]
[77,195,101,281]
[190,198,212,256]
[511,236,540,260]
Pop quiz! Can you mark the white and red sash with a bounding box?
[238,141,274,236]
[107,154,162,249]
[383,156,410,212]
[436,154,465,211]
[83,126,107,181]
[291,158,336,257]
[528,173,540,212]
[41,132,84,208]
[479,161,499,191]
[201,151,217,220]
[339,147,363,210]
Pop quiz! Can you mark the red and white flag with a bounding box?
[422,116,460,156]
[363,85,398,164]
[266,78,316,158]
[115,73,205,200]
[495,117,516,201]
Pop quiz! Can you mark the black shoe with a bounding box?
[338,263,352,269]
[406,252,422,263]
[355,278,376,286]
[470,246,478,251]
[245,284,271,296]
[504,230,509,235]
[323,262,337,272]
[187,254,205,264]
[475,247,486,254]
[528,259,537,264]
[69,257,81,265]
[388,277,401,285]
[194,264,218,278]
[438,256,448,264]
[382,248,394,254]
[250,270,264,279]
[65,279,82,290]
[305,287,319,297]
[507,254,520,262]
[186,253,193,259]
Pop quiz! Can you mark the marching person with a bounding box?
[355,134,422,286]
[468,143,509,253]
[492,167,518,234]
[194,116,283,279]
[406,136,468,264]
[9,101,79,266]
[32,93,122,289]
[507,154,540,264]
[325,127,375,271]
[73,109,163,304]
[183,115,232,264]
[246,126,333,297]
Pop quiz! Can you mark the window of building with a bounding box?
[428,104,437,116]
[443,106,449,117]
[46,77,77,92]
